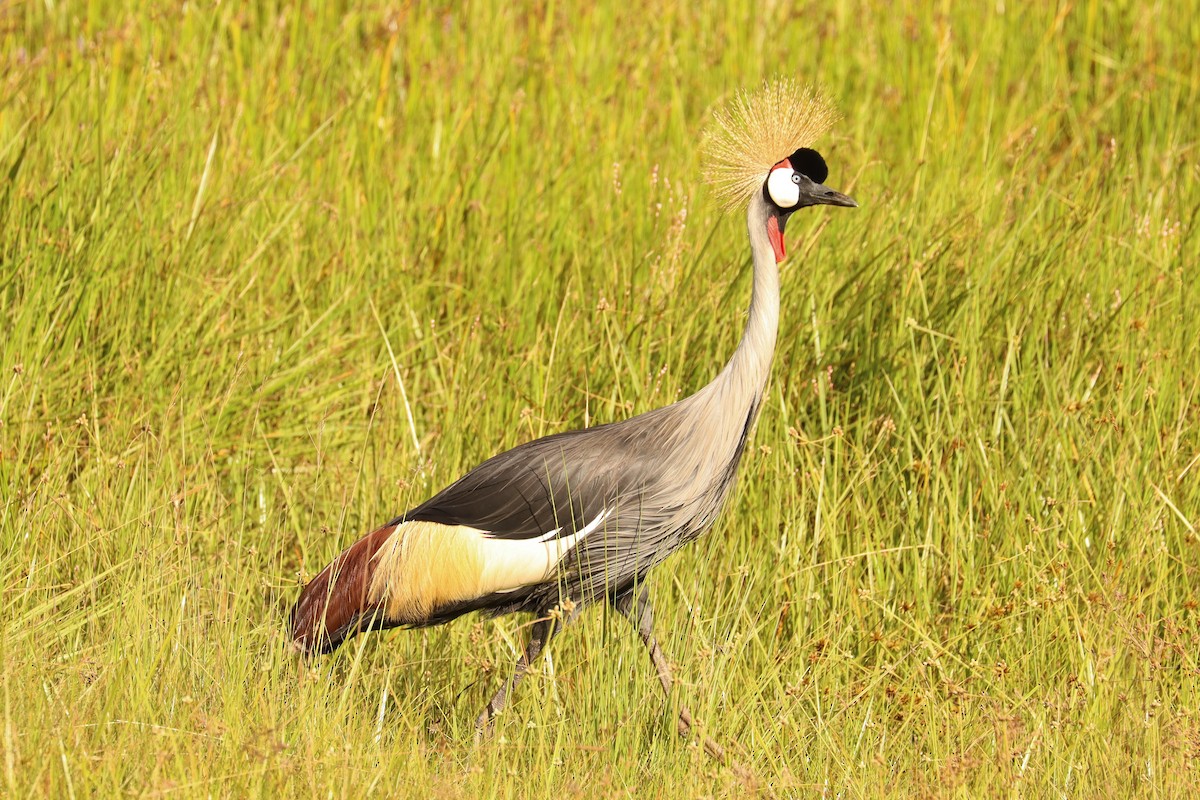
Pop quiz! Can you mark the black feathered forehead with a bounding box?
[784,148,828,183]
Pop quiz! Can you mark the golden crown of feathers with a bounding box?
[702,79,840,212]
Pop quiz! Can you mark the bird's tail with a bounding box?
[290,523,398,655]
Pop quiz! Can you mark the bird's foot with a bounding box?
[473,706,495,743]
[675,704,757,785]
[473,690,507,743]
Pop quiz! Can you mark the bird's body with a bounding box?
[292,192,782,652]
[290,81,856,762]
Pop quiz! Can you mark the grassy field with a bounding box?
[2,0,1199,796]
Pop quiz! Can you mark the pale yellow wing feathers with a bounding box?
[367,519,601,623]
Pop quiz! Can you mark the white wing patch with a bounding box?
[481,508,611,592]
[533,526,562,543]
[369,511,611,622]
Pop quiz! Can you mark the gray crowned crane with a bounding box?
[291,80,856,765]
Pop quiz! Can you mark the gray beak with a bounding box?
[813,183,858,208]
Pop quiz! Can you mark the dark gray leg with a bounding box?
[613,585,678,698]
[612,585,753,781]
[474,617,554,736]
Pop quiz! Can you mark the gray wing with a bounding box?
[397,409,697,602]
[399,400,748,607]
[403,426,625,540]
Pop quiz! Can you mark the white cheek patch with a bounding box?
[767,169,800,209]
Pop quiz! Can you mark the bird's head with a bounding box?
[762,147,856,262]
[704,79,857,262]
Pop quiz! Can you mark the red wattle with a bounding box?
[767,216,785,263]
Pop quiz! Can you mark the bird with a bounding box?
[290,79,856,761]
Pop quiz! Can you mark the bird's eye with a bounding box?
[792,174,801,184]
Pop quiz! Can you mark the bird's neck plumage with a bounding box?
[707,193,780,412]
[650,192,781,476]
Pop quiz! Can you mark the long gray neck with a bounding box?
[653,192,781,478]
[708,193,780,407]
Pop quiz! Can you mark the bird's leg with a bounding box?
[612,586,754,782]
[474,616,554,738]
[613,585,677,698]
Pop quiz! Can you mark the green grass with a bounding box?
[2,0,1199,796]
